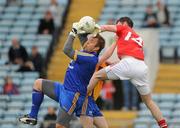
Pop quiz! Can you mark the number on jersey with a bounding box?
[124,32,143,47]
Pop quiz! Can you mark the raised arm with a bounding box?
[100,25,117,32]
[63,33,76,59]
[77,33,89,46]
[98,42,117,65]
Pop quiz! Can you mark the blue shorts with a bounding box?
[54,82,102,117]
[77,96,103,117]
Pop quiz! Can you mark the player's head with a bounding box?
[83,34,105,55]
[116,17,134,28]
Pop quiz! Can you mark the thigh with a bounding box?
[56,107,73,128]
[80,116,94,128]
[93,116,108,128]
[130,68,151,95]
[42,79,61,102]
[105,60,131,80]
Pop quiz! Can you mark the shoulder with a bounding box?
[74,51,98,63]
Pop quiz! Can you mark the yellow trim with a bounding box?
[73,50,78,61]
[77,51,94,57]
[81,96,88,115]
[68,92,80,115]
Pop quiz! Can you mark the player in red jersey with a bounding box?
[87,17,168,128]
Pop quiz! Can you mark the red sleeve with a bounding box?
[116,25,127,36]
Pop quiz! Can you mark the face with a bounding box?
[6,77,12,84]
[147,6,153,14]
[32,47,38,56]
[51,0,57,5]
[45,11,52,20]
[83,35,99,52]
[12,38,19,48]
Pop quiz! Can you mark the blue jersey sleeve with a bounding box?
[74,51,98,64]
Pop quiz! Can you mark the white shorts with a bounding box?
[105,57,151,95]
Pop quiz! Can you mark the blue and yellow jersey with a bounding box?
[63,50,98,96]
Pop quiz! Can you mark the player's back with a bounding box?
[63,51,98,96]
[116,25,144,60]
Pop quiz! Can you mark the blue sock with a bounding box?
[29,89,44,119]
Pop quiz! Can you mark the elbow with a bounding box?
[94,72,103,80]
[63,48,66,54]
[63,48,68,55]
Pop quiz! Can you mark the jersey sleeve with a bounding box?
[73,50,97,64]
[116,25,127,36]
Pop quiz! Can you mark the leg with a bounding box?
[19,79,59,125]
[19,79,44,125]
[141,94,163,120]
[29,79,59,118]
[93,116,108,128]
[80,116,94,128]
[140,94,167,128]
[29,78,44,118]
[87,68,108,93]
[136,85,168,128]
[56,107,73,128]
[87,66,119,93]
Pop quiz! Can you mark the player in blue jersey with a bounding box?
[18,22,112,128]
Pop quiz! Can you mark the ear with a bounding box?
[94,46,100,52]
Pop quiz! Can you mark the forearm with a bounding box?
[87,75,99,94]
[63,34,75,59]
[77,33,89,46]
[98,43,117,65]
[100,25,117,32]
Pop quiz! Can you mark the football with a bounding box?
[79,16,96,33]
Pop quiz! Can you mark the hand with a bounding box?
[70,22,87,37]
[69,22,78,37]
[92,24,102,36]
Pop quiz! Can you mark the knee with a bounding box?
[33,78,43,91]
[94,72,105,80]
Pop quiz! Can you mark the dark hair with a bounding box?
[94,34,105,55]
[116,16,134,28]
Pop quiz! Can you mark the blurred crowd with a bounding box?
[0,0,68,127]
[0,0,64,95]
[143,0,170,28]
[97,79,140,111]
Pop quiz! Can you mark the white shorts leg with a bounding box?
[105,60,131,80]
[135,85,151,95]
[105,66,119,80]
[105,57,151,95]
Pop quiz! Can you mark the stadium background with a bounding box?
[0,0,180,128]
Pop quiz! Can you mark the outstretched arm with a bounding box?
[86,43,117,94]
[63,33,76,59]
[98,42,117,66]
[100,25,117,32]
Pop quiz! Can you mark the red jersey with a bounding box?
[116,25,144,60]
